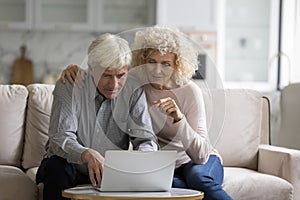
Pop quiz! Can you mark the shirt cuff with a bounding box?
[69,146,89,164]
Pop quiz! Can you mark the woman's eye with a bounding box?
[148,60,156,64]
[162,62,171,67]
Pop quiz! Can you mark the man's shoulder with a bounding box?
[115,76,146,108]
[124,74,145,92]
[53,79,73,96]
[53,80,90,100]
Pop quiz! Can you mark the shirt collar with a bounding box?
[86,70,98,101]
[86,70,107,102]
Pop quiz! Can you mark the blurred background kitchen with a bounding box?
[0,0,299,147]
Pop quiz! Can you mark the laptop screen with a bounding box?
[100,150,177,192]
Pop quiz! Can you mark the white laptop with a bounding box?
[98,150,177,192]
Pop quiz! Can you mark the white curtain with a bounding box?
[294,0,300,82]
[281,0,300,85]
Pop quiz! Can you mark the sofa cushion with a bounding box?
[223,167,293,200]
[0,85,28,167]
[22,84,54,169]
[0,165,38,200]
[25,167,38,182]
[202,89,262,169]
[26,167,44,200]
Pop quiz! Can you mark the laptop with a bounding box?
[98,150,177,192]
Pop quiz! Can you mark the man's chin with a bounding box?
[104,91,119,99]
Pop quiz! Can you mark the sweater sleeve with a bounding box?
[172,84,212,164]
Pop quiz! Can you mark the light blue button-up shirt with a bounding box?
[46,70,158,174]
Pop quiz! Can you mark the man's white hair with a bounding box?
[88,33,132,70]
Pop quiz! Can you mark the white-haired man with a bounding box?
[36,33,158,200]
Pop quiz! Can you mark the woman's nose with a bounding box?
[153,64,162,73]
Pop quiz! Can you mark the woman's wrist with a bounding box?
[173,113,183,123]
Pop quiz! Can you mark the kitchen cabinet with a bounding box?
[156,0,217,32]
[0,0,33,30]
[34,0,94,31]
[94,0,156,32]
[0,0,156,31]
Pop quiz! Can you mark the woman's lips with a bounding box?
[151,74,163,79]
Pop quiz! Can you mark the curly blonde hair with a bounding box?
[132,26,198,86]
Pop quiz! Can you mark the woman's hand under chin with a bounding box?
[153,97,183,123]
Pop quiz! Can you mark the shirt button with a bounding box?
[128,129,131,132]
[97,129,100,133]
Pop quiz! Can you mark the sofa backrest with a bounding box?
[202,89,265,170]
[0,85,28,167]
[0,84,269,171]
[22,84,54,170]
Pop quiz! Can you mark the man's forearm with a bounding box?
[48,134,88,164]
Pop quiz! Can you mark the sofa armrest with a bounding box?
[258,144,300,200]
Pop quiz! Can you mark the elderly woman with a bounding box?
[131,26,232,200]
[61,26,232,200]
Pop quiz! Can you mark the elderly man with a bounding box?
[36,33,158,200]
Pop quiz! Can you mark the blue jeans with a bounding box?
[172,155,232,200]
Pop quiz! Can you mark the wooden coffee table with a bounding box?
[62,185,204,200]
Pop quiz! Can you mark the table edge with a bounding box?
[62,188,204,200]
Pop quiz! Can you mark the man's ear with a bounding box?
[89,65,100,77]
[90,65,105,84]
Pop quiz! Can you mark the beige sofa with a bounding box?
[0,84,299,200]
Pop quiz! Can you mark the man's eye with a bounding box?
[117,73,127,79]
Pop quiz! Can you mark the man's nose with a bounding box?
[108,76,119,89]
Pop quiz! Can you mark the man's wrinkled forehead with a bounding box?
[102,65,129,75]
